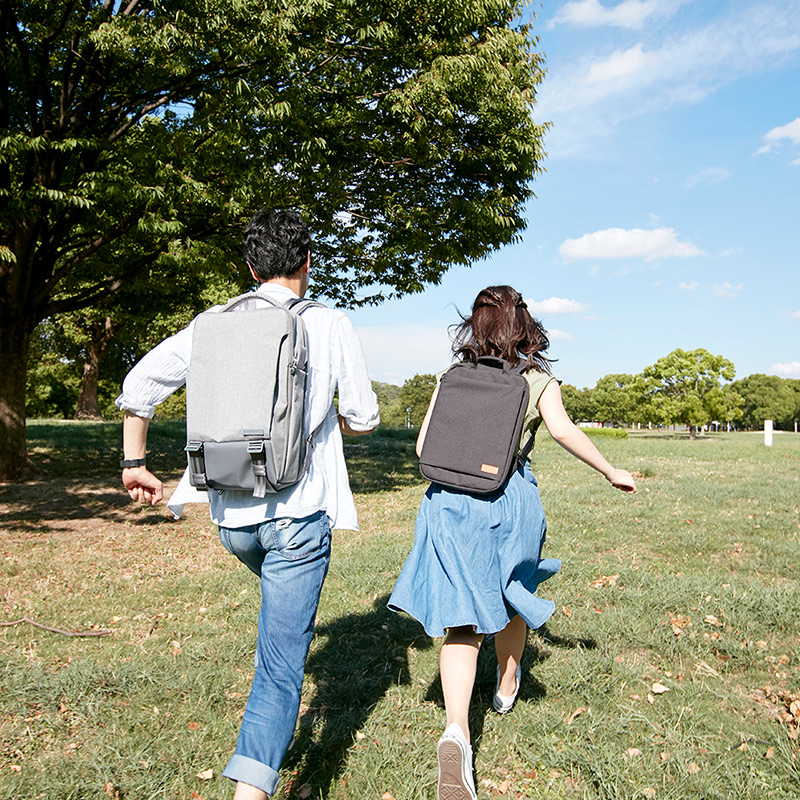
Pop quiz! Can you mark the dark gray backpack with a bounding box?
[418,357,536,494]
[185,292,322,497]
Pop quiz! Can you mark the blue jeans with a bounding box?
[219,512,331,796]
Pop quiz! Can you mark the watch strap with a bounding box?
[120,458,147,469]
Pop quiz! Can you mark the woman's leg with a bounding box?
[494,614,526,697]
[440,626,484,740]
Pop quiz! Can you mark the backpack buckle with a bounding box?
[185,441,207,489]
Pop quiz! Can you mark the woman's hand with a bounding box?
[606,468,637,493]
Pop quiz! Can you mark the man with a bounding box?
[117,209,379,799]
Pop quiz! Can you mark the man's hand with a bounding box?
[122,467,164,505]
[337,414,375,437]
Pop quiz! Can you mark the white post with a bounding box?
[764,419,773,447]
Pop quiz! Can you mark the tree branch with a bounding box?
[0,616,111,637]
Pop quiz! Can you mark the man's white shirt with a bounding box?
[116,283,379,530]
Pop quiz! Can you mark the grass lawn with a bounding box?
[1,423,799,799]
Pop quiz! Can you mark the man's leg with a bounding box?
[222,512,331,797]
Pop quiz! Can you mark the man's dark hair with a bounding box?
[243,209,311,281]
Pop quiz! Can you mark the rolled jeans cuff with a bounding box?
[223,754,280,796]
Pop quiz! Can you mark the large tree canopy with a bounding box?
[642,348,735,438]
[0,0,547,478]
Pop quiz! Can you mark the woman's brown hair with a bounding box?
[451,285,553,373]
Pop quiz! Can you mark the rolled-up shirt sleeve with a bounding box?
[332,315,380,431]
[115,325,194,419]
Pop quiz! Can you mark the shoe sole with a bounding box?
[438,739,475,800]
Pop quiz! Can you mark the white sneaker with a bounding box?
[492,664,521,714]
[437,723,477,800]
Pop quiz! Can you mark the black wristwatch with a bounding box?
[120,458,147,469]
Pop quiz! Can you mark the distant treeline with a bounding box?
[374,350,800,438]
[27,337,799,437]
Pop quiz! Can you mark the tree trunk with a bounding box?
[75,317,114,419]
[0,319,35,480]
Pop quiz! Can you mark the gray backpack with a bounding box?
[185,292,322,497]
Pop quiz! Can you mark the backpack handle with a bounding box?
[476,355,528,374]
[476,355,510,371]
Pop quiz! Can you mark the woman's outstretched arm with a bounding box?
[537,380,637,493]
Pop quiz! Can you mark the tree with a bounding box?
[372,381,405,427]
[592,373,636,427]
[1,0,547,478]
[642,348,736,439]
[398,374,437,427]
[730,374,797,430]
[559,383,595,422]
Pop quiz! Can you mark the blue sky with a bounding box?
[340,0,800,389]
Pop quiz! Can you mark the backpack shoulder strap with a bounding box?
[284,297,326,316]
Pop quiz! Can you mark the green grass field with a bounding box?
[1,423,799,799]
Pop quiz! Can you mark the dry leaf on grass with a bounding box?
[381,793,395,800]
[566,706,588,725]
[669,613,692,636]
[591,574,619,588]
[496,779,510,794]
[196,769,214,780]
[687,762,701,775]
[298,785,313,799]
[623,747,643,760]
[642,789,657,799]
[765,747,775,759]
[703,614,723,627]
[651,682,670,694]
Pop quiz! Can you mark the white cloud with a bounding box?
[538,4,800,157]
[548,329,574,342]
[684,167,731,188]
[584,44,651,83]
[793,309,800,318]
[756,117,800,154]
[679,281,700,290]
[771,361,800,376]
[549,0,676,30]
[712,282,743,298]
[526,296,591,315]
[559,227,704,262]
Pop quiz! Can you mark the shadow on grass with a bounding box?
[23,419,188,478]
[344,428,424,494]
[281,610,600,796]
[20,420,423,494]
[0,476,184,533]
[281,594,433,796]
[537,623,598,652]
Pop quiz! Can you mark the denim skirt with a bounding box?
[388,463,560,638]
